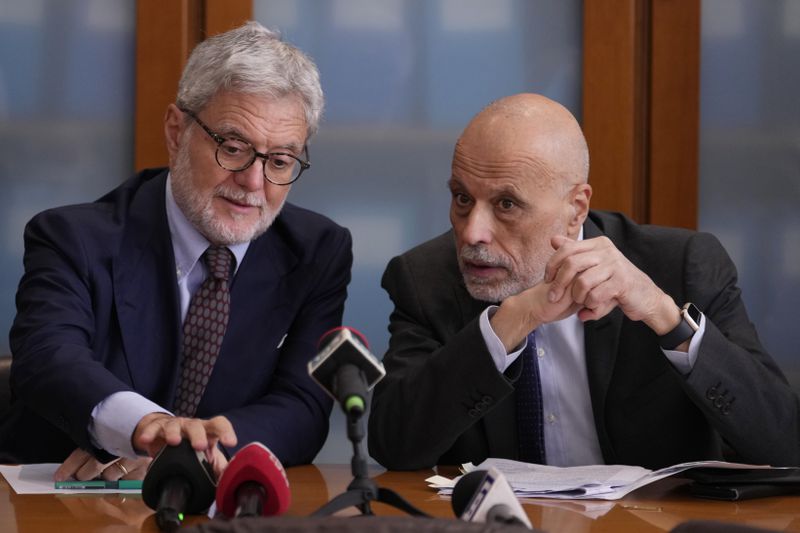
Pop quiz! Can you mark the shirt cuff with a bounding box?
[662,313,706,375]
[89,391,171,458]
[479,305,528,373]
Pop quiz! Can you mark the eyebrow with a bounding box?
[215,125,304,154]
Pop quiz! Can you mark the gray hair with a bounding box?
[176,21,324,138]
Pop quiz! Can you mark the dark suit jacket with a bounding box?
[0,168,352,466]
[368,211,799,470]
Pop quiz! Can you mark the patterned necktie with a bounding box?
[516,331,546,464]
[173,246,233,417]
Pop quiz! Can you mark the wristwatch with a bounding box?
[659,303,701,350]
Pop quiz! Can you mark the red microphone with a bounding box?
[215,442,291,518]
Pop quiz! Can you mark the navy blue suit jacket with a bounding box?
[1,168,352,465]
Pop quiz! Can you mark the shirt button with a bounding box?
[547,413,557,423]
[537,347,545,358]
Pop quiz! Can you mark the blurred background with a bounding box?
[0,0,797,463]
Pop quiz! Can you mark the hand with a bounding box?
[132,413,237,458]
[545,235,679,333]
[54,448,151,482]
[491,280,581,352]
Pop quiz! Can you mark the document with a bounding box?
[426,458,789,500]
[0,464,142,495]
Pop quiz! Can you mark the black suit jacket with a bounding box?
[1,168,352,465]
[368,211,799,470]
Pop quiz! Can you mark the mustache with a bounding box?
[214,185,264,208]
[459,245,512,270]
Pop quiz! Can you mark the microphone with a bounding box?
[142,439,216,532]
[307,327,386,416]
[215,442,291,518]
[451,467,532,529]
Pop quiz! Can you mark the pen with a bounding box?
[55,480,143,490]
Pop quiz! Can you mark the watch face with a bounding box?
[683,303,701,331]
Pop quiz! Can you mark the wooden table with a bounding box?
[1,464,798,532]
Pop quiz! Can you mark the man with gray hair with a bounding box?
[0,22,352,481]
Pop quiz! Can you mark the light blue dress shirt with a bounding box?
[88,174,249,458]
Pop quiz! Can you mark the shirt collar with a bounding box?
[165,173,249,282]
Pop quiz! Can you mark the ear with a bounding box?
[164,104,186,166]
[566,183,592,238]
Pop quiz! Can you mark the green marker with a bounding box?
[55,479,143,490]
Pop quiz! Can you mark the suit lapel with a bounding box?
[112,172,181,403]
[582,215,624,462]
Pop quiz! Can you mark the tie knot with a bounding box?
[203,246,233,281]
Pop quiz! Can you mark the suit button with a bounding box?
[706,382,722,400]
[468,408,479,418]
[721,398,735,415]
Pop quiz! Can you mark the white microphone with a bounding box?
[451,467,532,529]
[307,327,385,416]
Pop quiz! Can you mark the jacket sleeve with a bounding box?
[679,231,800,466]
[10,209,132,460]
[368,253,515,470]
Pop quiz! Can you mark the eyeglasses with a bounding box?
[180,108,310,186]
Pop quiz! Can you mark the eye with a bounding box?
[497,198,516,211]
[220,140,250,157]
[268,153,293,170]
[453,192,472,207]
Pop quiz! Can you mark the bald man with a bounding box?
[368,94,799,471]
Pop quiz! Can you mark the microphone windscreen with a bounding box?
[142,439,216,513]
[451,470,487,517]
[216,442,291,517]
[317,326,369,351]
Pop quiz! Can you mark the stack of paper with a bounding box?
[427,458,782,500]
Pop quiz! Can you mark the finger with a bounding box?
[161,417,188,447]
[545,235,577,283]
[100,460,126,482]
[569,264,614,305]
[74,456,106,481]
[578,298,618,322]
[54,449,92,481]
[121,458,151,480]
[204,416,237,448]
[548,249,601,303]
[208,447,229,481]
[182,419,212,451]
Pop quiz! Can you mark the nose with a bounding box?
[459,205,494,246]
[233,158,265,191]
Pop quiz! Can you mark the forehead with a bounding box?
[451,139,558,196]
[202,91,308,144]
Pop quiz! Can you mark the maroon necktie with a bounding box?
[516,331,546,464]
[173,246,233,417]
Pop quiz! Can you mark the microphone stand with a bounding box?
[311,408,429,517]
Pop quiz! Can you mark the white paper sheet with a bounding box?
[0,464,141,495]
[427,458,784,501]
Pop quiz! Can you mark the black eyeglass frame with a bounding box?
[180,108,310,186]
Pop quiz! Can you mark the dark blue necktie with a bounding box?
[516,331,546,464]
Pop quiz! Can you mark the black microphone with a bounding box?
[215,442,291,518]
[142,439,217,532]
[452,468,532,529]
[307,327,385,416]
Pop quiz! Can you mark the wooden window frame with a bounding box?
[135,0,700,229]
